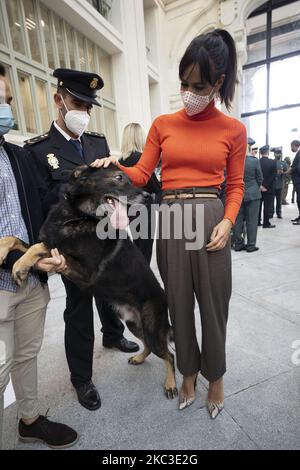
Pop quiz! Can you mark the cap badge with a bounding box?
[47,153,59,169]
[90,78,98,89]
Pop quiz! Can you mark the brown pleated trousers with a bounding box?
[156,197,232,382]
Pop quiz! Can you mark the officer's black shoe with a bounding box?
[263,224,276,228]
[234,245,246,252]
[292,219,300,225]
[103,336,139,353]
[277,214,283,219]
[19,415,78,449]
[74,380,101,410]
[291,217,300,222]
[246,246,259,252]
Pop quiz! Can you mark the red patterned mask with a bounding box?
[181,88,216,116]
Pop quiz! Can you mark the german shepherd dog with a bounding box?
[0,165,177,399]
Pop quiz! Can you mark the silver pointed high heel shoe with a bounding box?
[178,373,198,411]
[206,401,224,419]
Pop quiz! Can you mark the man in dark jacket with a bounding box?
[290,140,300,225]
[24,68,138,411]
[233,137,263,252]
[258,145,277,228]
[272,147,288,219]
[0,64,78,449]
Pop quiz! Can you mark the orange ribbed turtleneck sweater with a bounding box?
[119,101,247,224]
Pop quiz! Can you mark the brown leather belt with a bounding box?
[163,193,218,200]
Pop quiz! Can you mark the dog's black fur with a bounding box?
[8,165,177,397]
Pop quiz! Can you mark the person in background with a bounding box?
[233,137,262,252]
[272,147,287,219]
[0,63,78,449]
[290,140,300,225]
[281,156,291,205]
[119,123,162,264]
[251,146,258,158]
[258,145,277,228]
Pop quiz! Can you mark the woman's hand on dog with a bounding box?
[34,248,67,273]
[90,156,120,168]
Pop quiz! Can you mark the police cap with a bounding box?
[53,68,104,106]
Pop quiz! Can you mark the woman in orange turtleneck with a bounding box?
[92,29,247,419]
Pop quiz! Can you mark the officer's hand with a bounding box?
[90,157,120,168]
[34,249,67,273]
[261,185,267,192]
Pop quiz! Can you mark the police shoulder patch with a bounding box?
[24,133,49,145]
[84,131,105,138]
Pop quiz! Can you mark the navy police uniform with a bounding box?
[25,69,136,397]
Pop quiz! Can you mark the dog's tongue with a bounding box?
[109,200,129,230]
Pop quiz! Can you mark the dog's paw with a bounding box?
[12,261,30,286]
[0,247,9,266]
[128,354,145,365]
[164,385,178,399]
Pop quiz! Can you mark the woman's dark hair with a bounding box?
[179,29,237,110]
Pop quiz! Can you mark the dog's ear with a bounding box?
[71,165,89,180]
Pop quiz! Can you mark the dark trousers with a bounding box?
[233,199,260,249]
[259,192,274,226]
[157,198,231,382]
[294,183,300,215]
[273,188,282,216]
[62,277,124,387]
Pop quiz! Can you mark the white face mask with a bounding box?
[60,95,90,137]
[181,87,216,116]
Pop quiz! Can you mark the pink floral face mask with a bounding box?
[180,87,216,116]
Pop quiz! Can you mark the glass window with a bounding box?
[87,40,96,72]
[103,106,117,149]
[6,0,26,55]
[50,85,57,121]
[94,105,105,134]
[18,72,37,134]
[53,14,66,68]
[242,65,267,113]
[98,50,113,99]
[35,79,50,133]
[65,24,76,69]
[242,114,266,151]
[23,0,42,63]
[269,107,300,157]
[271,1,300,58]
[77,34,87,71]
[270,56,300,108]
[40,5,55,69]
[0,7,6,45]
[246,13,267,64]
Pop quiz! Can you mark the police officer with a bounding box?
[233,137,263,252]
[25,69,139,411]
[272,147,288,219]
[290,140,300,224]
[258,145,277,228]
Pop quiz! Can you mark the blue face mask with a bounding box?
[0,103,15,135]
